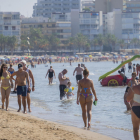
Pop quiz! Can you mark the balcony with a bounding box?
[4,23,11,25]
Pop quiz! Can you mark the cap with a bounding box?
[21,60,27,65]
[18,63,23,69]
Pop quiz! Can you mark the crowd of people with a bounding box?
[1,57,140,140]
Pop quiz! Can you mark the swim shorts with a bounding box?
[59,85,66,100]
[128,66,132,69]
[17,86,27,96]
[121,68,125,73]
[123,76,127,83]
[76,75,82,81]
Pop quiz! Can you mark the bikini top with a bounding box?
[1,74,10,80]
[83,88,90,93]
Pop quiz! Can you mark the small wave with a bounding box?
[90,72,95,75]
[105,125,133,132]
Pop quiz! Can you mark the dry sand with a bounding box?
[0,108,116,140]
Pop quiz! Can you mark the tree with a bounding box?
[131,38,139,49]
[96,34,104,52]
[111,35,117,51]
[7,36,17,55]
[83,7,91,12]
[74,33,87,52]
[0,34,4,54]
[118,39,126,49]
[91,38,98,51]
[47,34,60,53]
[68,37,75,51]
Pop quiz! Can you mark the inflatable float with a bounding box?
[99,55,140,86]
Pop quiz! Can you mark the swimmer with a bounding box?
[45,66,56,85]
[77,68,97,129]
[58,69,69,100]
[133,64,136,73]
[8,63,15,74]
[73,64,84,84]
[64,82,74,99]
[128,62,132,73]
[118,70,127,86]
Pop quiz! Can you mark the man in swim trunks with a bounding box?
[11,63,31,114]
[73,64,84,84]
[45,66,56,85]
[58,69,69,100]
[128,62,132,73]
[21,60,35,112]
[118,70,127,86]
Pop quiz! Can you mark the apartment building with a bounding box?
[21,17,71,46]
[82,0,95,11]
[95,0,123,13]
[124,0,140,12]
[32,0,81,18]
[0,12,21,40]
[51,12,71,22]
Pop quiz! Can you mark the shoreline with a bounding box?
[0,107,116,140]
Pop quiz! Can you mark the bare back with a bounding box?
[79,78,92,94]
[75,67,84,75]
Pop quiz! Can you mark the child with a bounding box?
[64,82,74,99]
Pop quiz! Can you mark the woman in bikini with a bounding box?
[127,84,140,140]
[77,68,97,129]
[0,64,13,111]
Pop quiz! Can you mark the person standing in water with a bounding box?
[58,69,69,100]
[11,63,31,114]
[0,64,13,111]
[45,66,56,85]
[128,62,132,73]
[77,68,97,129]
[127,84,140,140]
[73,64,84,84]
[21,60,35,112]
[8,63,15,74]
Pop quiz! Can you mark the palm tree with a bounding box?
[7,36,17,55]
[111,35,117,52]
[74,33,87,52]
[91,38,98,51]
[0,34,4,54]
[68,37,75,51]
[118,39,126,49]
[131,38,139,49]
[96,34,104,52]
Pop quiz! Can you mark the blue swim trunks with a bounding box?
[17,86,27,96]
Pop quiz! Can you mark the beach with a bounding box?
[0,108,115,140]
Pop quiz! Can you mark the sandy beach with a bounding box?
[0,108,115,140]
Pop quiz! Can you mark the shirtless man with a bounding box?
[73,64,84,84]
[58,69,69,100]
[45,66,56,85]
[21,60,35,112]
[11,63,31,114]
[128,62,132,73]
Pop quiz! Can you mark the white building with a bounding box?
[33,0,82,18]
[0,12,21,40]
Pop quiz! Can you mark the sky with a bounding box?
[0,0,37,17]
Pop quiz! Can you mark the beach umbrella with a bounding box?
[75,55,79,58]
[89,55,92,58]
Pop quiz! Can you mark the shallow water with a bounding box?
[8,61,140,140]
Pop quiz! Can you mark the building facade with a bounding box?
[0,12,21,40]
[21,17,71,47]
[33,0,82,18]
[95,0,123,13]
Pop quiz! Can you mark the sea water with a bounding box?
[8,61,140,140]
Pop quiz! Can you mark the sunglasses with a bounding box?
[3,67,7,69]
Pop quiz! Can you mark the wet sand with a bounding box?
[0,108,115,140]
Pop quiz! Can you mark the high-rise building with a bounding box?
[95,0,123,13]
[32,0,82,18]
[0,12,21,40]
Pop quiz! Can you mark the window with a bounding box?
[52,24,55,27]
[12,26,16,30]
[4,26,8,30]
